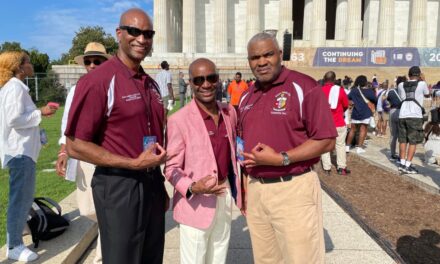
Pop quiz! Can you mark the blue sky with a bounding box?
[0,0,153,60]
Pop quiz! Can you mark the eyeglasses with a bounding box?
[191,73,219,86]
[119,25,155,39]
[84,59,104,66]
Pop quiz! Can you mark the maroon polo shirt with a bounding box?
[65,56,165,159]
[196,103,231,182]
[238,66,337,178]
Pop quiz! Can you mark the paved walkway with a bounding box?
[80,183,395,264]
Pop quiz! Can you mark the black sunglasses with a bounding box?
[84,59,104,66]
[191,73,219,86]
[119,25,155,39]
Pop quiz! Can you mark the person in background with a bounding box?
[0,51,57,262]
[387,76,405,162]
[227,72,248,111]
[178,71,188,108]
[320,71,350,175]
[55,42,111,264]
[345,75,377,154]
[156,60,175,113]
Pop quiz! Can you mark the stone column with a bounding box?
[409,0,427,47]
[345,0,362,46]
[214,0,228,53]
[303,0,313,41]
[377,0,394,46]
[335,0,348,41]
[311,0,327,47]
[182,0,196,53]
[246,0,260,43]
[153,0,168,53]
[278,0,293,47]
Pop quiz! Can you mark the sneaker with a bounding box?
[390,154,400,161]
[337,168,351,175]
[323,169,331,175]
[356,147,366,154]
[398,164,407,173]
[6,244,38,262]
[405,165,418,174]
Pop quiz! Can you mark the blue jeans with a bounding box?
[7,155,36,248]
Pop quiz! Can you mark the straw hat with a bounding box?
[74,42,112,65]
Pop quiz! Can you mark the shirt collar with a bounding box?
[113,55,146,79]
[195,100,219,120]
[12,77,29,91]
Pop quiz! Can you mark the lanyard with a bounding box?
[237,86,264,138]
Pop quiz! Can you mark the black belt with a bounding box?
[95,166,159,177]
[252,168,311,184]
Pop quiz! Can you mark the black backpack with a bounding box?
[27,197,70,248]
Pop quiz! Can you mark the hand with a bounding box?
[240,191,247,216]
[192,174,226,196]
[40,104,58,116]
[242,143,283,168]
[132,143,166,170]
[55,154,68,177]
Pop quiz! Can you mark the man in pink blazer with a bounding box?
[165,58,242,264]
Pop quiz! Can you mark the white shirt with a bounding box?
[59,85,80,181]
[0,77,42,168]
[398,80,429,118]
[155,70,172,97]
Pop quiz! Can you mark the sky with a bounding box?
[0,0,153,60]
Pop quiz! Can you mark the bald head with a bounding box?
[323,71,336,83]
[119,8,151,26]
[188,58,216,78]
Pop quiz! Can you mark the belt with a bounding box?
[95,166,158,177]
[252,168,311,184]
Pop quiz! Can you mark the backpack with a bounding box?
[27,197,70,248]
[401,81,426,115]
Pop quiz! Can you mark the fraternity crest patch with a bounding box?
[273,91,290,112]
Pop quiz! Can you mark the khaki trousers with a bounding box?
[321,126,347,170]
[76,161,102,264]
[246,171,324,264]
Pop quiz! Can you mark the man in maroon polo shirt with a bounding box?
[164,58,242,264]
[64,8,167,264]
[239,32,337,263]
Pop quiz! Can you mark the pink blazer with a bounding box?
[164,99,242,229]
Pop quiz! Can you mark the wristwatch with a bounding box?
[280,152,291,166]
[186,182,196,198]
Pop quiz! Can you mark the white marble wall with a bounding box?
[233,0,247,53]
[264,0,279,33]
[363,0,380,46]
[427,0,440,47]
[395,0,410,47]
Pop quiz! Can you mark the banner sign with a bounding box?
[312,48,420,67]
[419,48,440,67]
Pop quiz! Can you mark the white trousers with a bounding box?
[179,182,232,264]
[321,126,347,170]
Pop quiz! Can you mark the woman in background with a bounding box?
[0,51,57,262]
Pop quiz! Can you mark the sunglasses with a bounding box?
[119,25,155,39]
[191,74,219,86]
[84,59,104,66]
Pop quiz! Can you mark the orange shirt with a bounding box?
[227,80,249,106]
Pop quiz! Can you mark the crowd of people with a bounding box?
[0,6,439,264]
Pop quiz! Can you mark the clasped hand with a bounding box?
[242,143,282,168]
[132,143,167,170]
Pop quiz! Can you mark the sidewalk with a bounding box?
[79,182,395,264]
[358,134,440,194]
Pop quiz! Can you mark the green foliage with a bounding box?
[0,107,76,246]
[0,41,22,52]
[53,26,118,65]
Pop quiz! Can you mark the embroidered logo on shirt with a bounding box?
[122,93,142,102]
[273,92,289,112]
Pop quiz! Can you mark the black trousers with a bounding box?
[92,167,166,264]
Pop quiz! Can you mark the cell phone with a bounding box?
[48,102,60,109]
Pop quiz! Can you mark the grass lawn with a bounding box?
[0,107,76,246]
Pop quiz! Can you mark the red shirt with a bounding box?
[196,103,231,182]
[65,56,165,158]
[321,82,349,127]
[238,67,337,178]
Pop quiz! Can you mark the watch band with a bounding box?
[281,151,291,166]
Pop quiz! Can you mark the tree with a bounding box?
[53,26,118,65]
[0,41,22,52]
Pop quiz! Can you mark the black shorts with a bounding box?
[398,118,424,144]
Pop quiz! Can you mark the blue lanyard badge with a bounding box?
[143,136,157,150]
[236,136,244,161]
